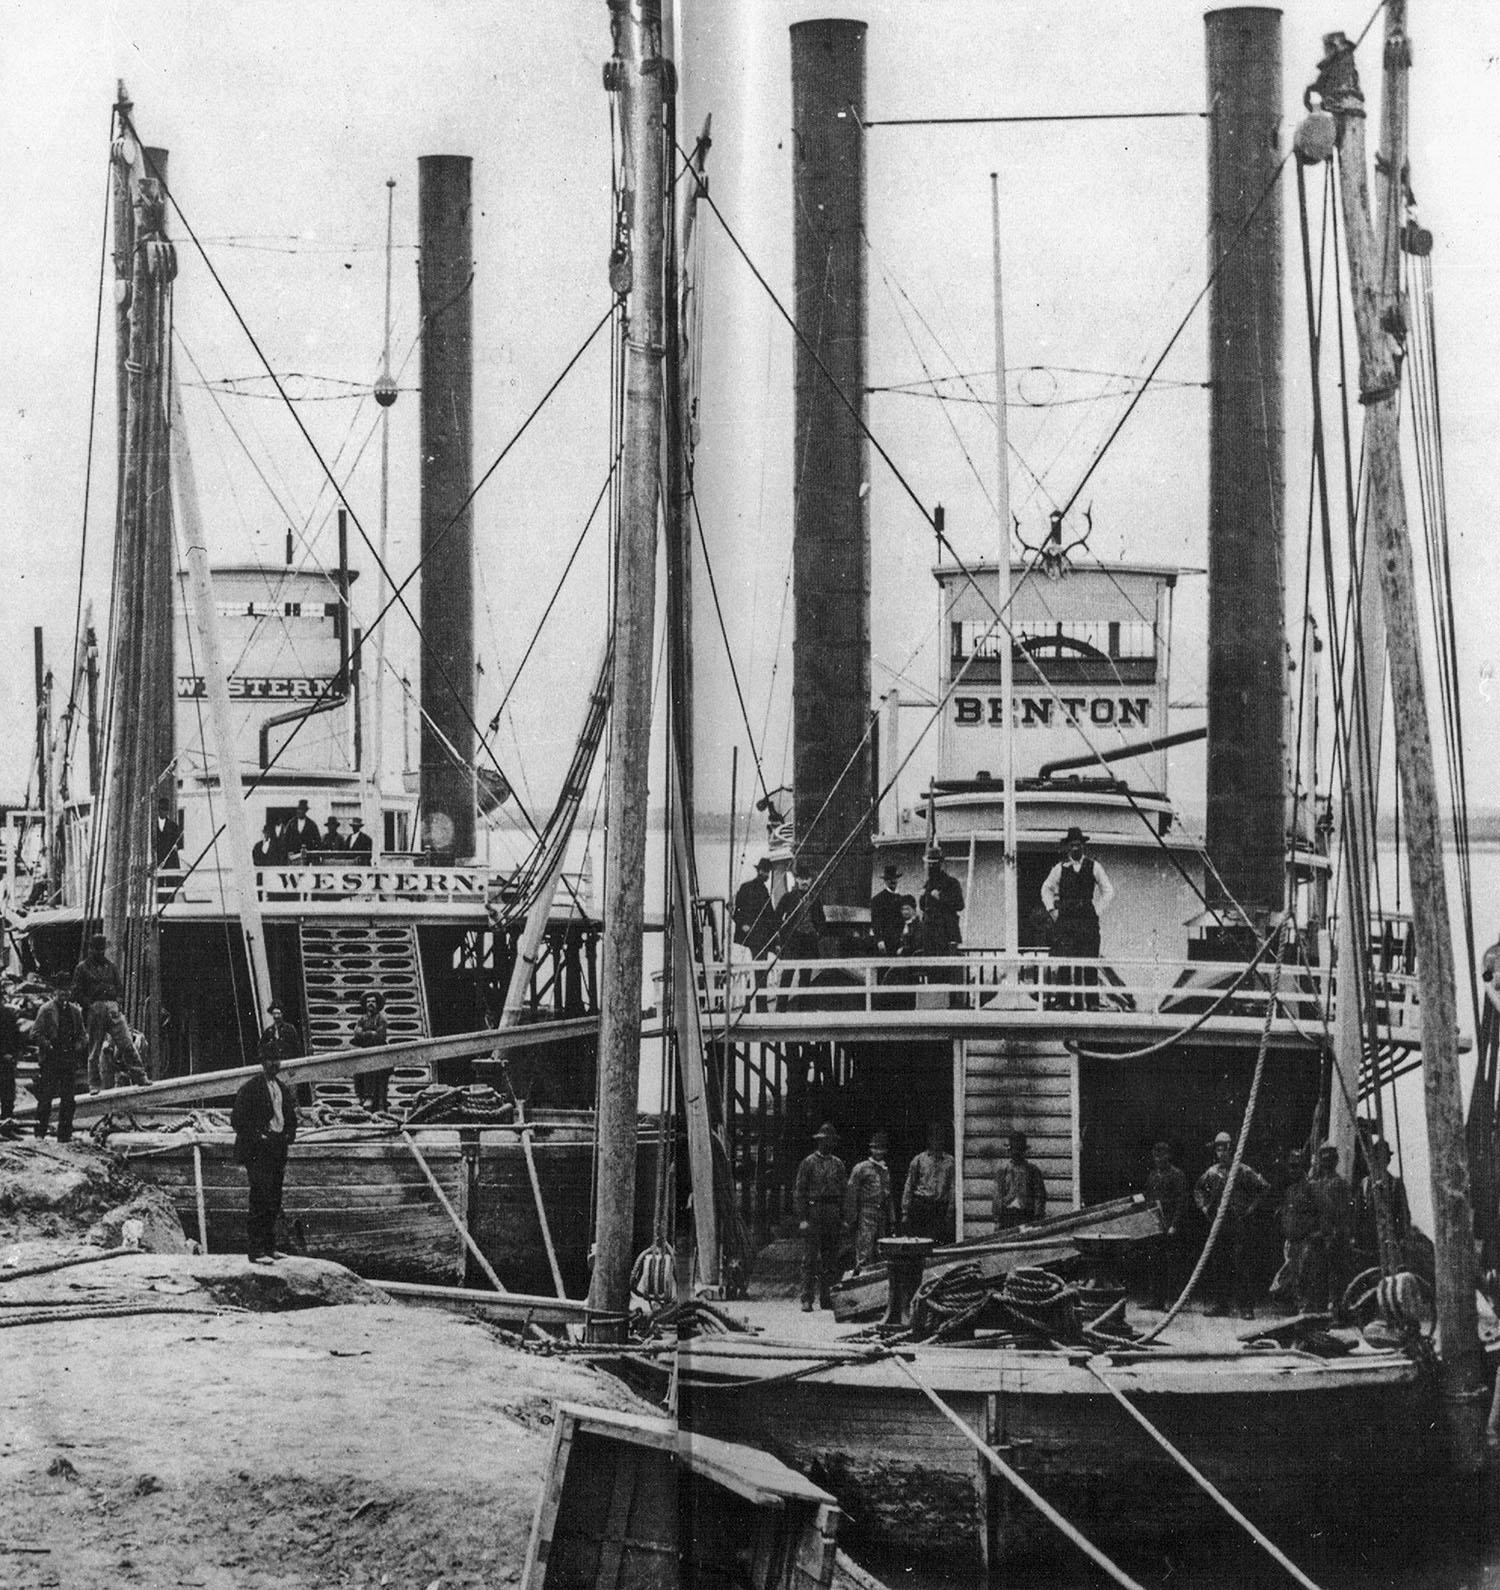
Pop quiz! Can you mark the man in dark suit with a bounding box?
[281,801,321,860]
[731,857,777,957]
[231,1030,299,1263]
[347,816,374,865]
[258,1001,303,1063]
[869,863,907,956]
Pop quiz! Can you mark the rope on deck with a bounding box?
[887,1351,1150,1590]
[1086,1363,1327,1590]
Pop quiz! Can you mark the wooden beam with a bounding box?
[373,1279,588,1326]
[62,1017,597,1118]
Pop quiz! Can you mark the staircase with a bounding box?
[299,921,431,1056]
[959,1037,1077,1239]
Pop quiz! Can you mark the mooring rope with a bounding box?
[1136,919,1290,1344]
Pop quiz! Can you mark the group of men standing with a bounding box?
[1145,1130,1410,1319]
[734,845,968,963]
[732,827,1114,970]
[792,1121,956,1310]
[253,800,374,866]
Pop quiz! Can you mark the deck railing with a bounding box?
[695,950,1424,1047]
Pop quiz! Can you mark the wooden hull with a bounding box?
[675,1336,1442,1566]
[112,1122,659,1296]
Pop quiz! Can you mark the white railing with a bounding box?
[696,950,1424,1045]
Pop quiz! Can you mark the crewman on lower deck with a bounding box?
[1143,1138,1189,1310]
[845,1131,895,1271]
[794,1122,847,1311]
[992,1131,1047,1231]
[903,1121,956,1243]
[1194,1129,1270,1318]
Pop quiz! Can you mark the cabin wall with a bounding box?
[959,1039,1076,1236]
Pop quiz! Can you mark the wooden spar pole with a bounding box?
[1314,10,1486,1472]
[370,178,397,798]
[990,175,1018,956]
[587,0,669,1343]
[172,382,274,1022]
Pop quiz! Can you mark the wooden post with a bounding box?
[1317,10,1486,1472]
[587,0,669,1342]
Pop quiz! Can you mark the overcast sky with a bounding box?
[2,2,1497,856]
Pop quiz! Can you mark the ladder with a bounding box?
[299,921,431,1055]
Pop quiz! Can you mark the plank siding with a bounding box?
[961,1040,1076,1235]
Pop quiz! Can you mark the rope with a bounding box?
[1136,919,1290,1344]
[1086,1363,1327,1590]
[1068,932,1281,1062]
[886,1352,1149,1590]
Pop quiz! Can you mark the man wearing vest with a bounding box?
[231,1031,300,1263]
[1040,827,1115,1009]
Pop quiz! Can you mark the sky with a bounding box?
[2,1,1499,875]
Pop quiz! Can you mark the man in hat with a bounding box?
[776,860,826,961]
[869,863,908,957]
[732,857,777,959]
[917,844,964,954]
[252,821,284,867]
[259,1001,303,1065]
[351,990,391,1111]
[320,815,347,854]
[1268,1147,1318,1313]
[1193,1130,1270,1317]
[1310,1143,1355,1316]
[1356,1138,1411,1266]
[903,1121,956,1243]
[1143,1139,1190,1310]
[72,932,145,1091]
[281,800,320,861]
[347,816,374,865]
[793,1122,848,1310]
[845,1131,896,1272]
[1040,827,1115,1008]
[231,1027,299,1263]
[992,1131,1047,1231]
[31,973,86,1142]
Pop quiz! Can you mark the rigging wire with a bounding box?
[122,114,598,853]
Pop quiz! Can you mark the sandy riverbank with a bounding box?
[0,1140,655,1589]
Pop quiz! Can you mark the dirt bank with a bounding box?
[4,1291,653,1588]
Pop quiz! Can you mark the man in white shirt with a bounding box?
[230,1035,299,1263]
[1040,827,1115,1008]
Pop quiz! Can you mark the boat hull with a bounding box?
[112,1123,659,1295]
[676,1336,1442,1566]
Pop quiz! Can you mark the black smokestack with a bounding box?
[418,154,476,860]
[790,19,872,912]
[1204,8,1285,919]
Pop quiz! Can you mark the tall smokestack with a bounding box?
[789,20,872,913]
[1204,8,1285,920]
[418,154,476,860]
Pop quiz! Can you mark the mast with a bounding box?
[1311,7,1485,1472]
[372,177,398,804]
[1203,7,1286,925]
[990,174,1018,956]
[102,124,176,1030]
[417,155,476,862]
[588,0,670,1341]
[789,19,872,914]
